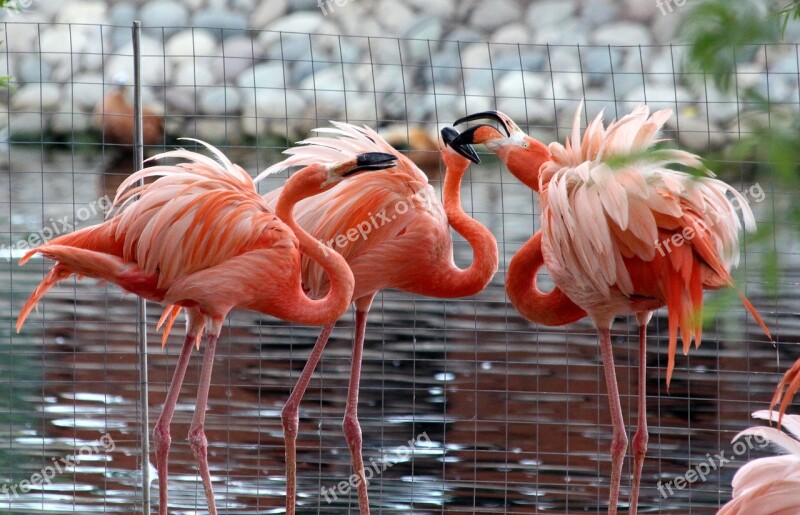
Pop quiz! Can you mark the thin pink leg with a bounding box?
[598,327,627,515]
[630,319,650,515]
[282,321,336,515]
[343,307,371,514]
[188,329,220,515]
[153,331,196,515]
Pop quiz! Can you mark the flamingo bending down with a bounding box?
[15,140,398,515]
[259,125,498,514]
[452,106,771,514]
[718,410,800,514]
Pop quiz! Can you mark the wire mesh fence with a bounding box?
[0,21,793,513]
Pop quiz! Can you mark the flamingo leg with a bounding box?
[630,311,652,515]
[152,331,196,515]
[598,327,627,515]
[282,321,336,515]
[630,320,650,515]
[343,307,371,514]
[187,328,220,515]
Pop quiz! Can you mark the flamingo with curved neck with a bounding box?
[16,140,397,515]
[260,125,498,514]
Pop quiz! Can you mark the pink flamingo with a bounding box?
[718,410,800,514]
[259,125,499,513]
[15,140,398,515]
[452,106,771,513]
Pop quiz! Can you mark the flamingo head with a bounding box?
[452,110,550,192]
[439,126,480,173]
[322,152,398,187]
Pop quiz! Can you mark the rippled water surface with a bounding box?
[0,143,793,514]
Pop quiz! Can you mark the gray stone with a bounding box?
[8,112,46,138]
[240,89,307,137]
[526,0,577,27]
[173,62,218,88]
[252,0,289,28]
[55,1,107,24]
[237,61,286,90]
[193,9,249,38]
[532,17,590,45]
[140,2,190,37]
[592,21,653,46]
[469,0,521,32]
[3,23,38,53]
[190,117,244,144]
[376,0,416,35]
[671,115,726,151]
[109,3,137,27]
[581,1,621,28]
[490,23,531,45]
[15,55,53,84]
[51,103,92,134]
[11,83,62,112]
[71,73,106,112]
[105,37,167,87]
[166,29,219,66]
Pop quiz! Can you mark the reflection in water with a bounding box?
[0,144,792,513]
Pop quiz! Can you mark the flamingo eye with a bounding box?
[521,141,529,149]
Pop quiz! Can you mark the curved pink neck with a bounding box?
[274,167,354,325]
[423,160,498,298]
[506,231,586,326]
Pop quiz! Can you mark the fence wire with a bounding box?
[0,22,793,513]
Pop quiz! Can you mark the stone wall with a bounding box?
[0,0,795,149]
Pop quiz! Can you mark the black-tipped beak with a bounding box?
[441,127,480,164]
[450,124,502,151]
[346,152,398,175]
[454,110,512,137]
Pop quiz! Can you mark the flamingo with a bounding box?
[94,72,164,148]
[452,106,771,513]
[718,410,800,514]
[258,125,498,514]
[15,140,398,515]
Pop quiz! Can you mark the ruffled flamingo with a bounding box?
[452,106,771,513]
[259,125,498,514]
[15,140,397,515]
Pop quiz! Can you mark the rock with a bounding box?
[267,11,329,34]
[51,102,92,134]
[15,55,53,84]
[526,0,577,27]
[496,71,546,100]
[240,89,307,137]
[193,9,249,38]
[376,0,416,35]
[344,90,378,122]
[8,113,46,138]
[670,115,726,151]
[581,46,624,85]
[71,73,106,111]
[108,3,137,27]
[592,21,653,46]
[490,23,531,45]
[581,0,621,28]
[532,17,590,45]
[140,1,190,37]
[252,0,289,28]
[3,22,38,53]
[469,0,521,32]
[189,117,244,144]
[173,62,218,88]
[166,30,219,66]
[105,36,167,87]
[236,61,286,90]
[11,83,62,112]
[55,0,107,24]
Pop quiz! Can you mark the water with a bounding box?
[0,143,791,513]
